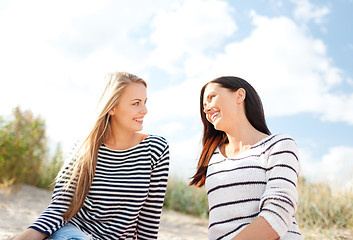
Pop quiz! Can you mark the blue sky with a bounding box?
[1,0,352,189]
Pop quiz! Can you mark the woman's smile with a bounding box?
[134,117,144,124]
[209,110,220,123]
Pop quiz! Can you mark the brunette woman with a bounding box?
[191,76,303,240]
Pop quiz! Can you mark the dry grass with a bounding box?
[301,227,353,240]
[297,178,353,229]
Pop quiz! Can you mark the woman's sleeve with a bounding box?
[136,137,170,240]
[28,157,76,236]
[258,135,300,238]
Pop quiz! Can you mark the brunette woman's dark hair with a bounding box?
[190,76,271,187]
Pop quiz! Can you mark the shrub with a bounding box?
[0,107,63,189]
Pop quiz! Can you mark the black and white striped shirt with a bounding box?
[205,134,303,240]
[29,135,169,240]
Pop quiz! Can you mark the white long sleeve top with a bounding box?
[205,134,303,240]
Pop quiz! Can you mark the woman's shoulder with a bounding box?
[145,134,169,149]
[145,135,169,165]
[264,133,298,152]
[146,134,168,142]
[262,134,300,169]
[260,133,294,144]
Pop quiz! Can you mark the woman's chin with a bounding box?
[213,123,222,131]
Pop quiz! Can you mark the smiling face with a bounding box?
[203,83,245,132]
[109,82,148,133]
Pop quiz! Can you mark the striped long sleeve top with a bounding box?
[205,134,303,240]
[29,135,169,240]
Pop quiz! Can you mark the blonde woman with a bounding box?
[15,72,170,240]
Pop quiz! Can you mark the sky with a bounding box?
[1,0,353,190]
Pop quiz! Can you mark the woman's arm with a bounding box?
[13,228,47,240]
[136,136,170,240]
[232,216,279,240]
[234,135,300,239]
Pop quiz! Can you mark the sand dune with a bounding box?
[0,185,208,240]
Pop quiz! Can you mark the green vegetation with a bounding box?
[0,107,63,190]
[37,143,64,189]
[164,176,209,218]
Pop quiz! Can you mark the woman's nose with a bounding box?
[203,104,210,113]
[141,104,148,114]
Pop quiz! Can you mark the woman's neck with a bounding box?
[105,129,142,150]
[222,123,268,158]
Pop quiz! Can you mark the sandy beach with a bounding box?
[0,185,208,240]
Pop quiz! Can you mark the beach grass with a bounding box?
[164,176,209,219]
[297,177,353,229]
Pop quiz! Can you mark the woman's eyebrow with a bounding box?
[205,92,215,100]
[203,93,213,107]
[131,98,148,102]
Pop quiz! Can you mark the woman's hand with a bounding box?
[232,216,280,240]
[13,228,47,240]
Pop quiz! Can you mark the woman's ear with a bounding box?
[235,88,246,103]
[109,107,116,116]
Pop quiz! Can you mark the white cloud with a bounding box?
[321,146,353,190]
[347,77,353,85]
[299,148,322,181]
[168,134,202,179]
[291,0,330,24]
[152,11,353,125]
[300,146,353,191]
[270,0,283,9]
[159,121,185,135]
[148,0,237,73]
[147,77,203,122]
[316,92,353,124]
[0,0,169,152]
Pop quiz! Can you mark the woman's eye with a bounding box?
[133,102,139,106]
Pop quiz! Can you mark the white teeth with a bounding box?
[211,113,219,122]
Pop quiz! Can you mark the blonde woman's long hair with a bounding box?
[58,72,147,221]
